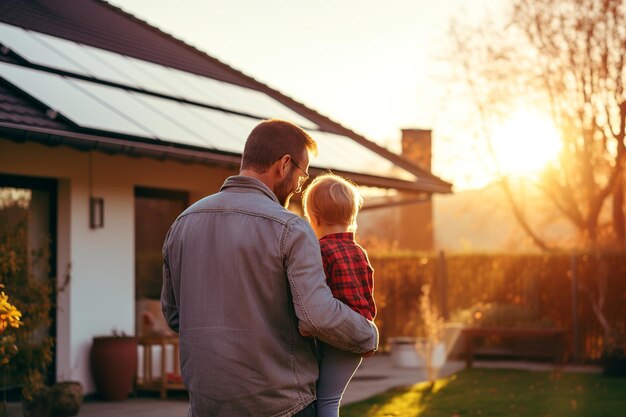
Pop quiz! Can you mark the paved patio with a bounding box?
[5,354,601,417]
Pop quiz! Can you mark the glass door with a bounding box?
[134,187,188,337]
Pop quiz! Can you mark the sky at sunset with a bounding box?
[106,0,539,190]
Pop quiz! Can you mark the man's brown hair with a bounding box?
[241,119,318,172]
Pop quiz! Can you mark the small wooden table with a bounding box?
[136,335,185,399]
[462,327,567,369]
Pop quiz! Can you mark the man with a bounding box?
[162,119,378,417]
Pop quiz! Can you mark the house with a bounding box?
[0,0,452,394]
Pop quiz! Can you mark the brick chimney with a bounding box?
[356,128,435,251]
[401,128,432,170]
[398,128,433,251]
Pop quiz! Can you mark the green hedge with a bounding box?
[369,252,626,362]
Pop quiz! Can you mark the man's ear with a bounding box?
[276,154,291,178]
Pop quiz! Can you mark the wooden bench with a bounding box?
[136,335,186,399]
[462,327,567,369]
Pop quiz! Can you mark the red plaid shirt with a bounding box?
[319,232,376,320]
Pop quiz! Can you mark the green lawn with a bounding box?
[341,368,626,417]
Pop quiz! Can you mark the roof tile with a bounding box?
[0,83,69,129]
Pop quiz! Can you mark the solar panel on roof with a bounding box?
[122,57,190,99]
[307,131,417,181]
[303,130,347,169]
[127,56,319,129]
[231,86,318,129]
[0,23,419,182]
[69,78,212,148]
[33,31,142,87]
[0,61,153,138]
[183,105,254,153]
[0,61,253,153]
[12,27,318,129]
[158,68,223,106]
[327,131,417,181]
[130,93,241,151]
[325,132,416,181]
[0,22,87,74]
[80,47,184,98]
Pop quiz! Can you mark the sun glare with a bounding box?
[489,109,562,178]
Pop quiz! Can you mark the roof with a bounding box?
[0,0,452,194]
[0,82,65,129]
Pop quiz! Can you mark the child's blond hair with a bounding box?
[302,173,363,229]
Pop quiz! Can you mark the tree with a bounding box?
[446,0,626,359]
[448,0,626,251]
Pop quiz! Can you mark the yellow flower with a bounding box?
[7,310,22,328]
[0,289,23,332]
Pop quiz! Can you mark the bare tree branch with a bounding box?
[447,0,626,251]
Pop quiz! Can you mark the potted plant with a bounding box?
[19,372,83,417]
[388,284,452,375]
[90,330,138,401]
[414,284,446,382]
[49,380,83,417]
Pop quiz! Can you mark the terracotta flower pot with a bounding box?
[90,336,138,401]
[389,337,421,368]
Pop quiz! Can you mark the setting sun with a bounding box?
[489,109,562,178]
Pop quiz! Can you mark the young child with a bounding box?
[302,173,376,417]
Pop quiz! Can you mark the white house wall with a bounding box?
[0,139,233,394]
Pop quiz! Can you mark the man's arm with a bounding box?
[284,218,378,354]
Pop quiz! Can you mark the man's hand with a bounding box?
[298,322,312,337]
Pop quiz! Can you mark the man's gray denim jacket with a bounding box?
[162,176,378,417]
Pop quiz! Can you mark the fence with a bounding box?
[369,252,626,363]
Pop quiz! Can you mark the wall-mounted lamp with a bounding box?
[90,197,104,229]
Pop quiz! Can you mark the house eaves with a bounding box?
[0,121,448,193]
